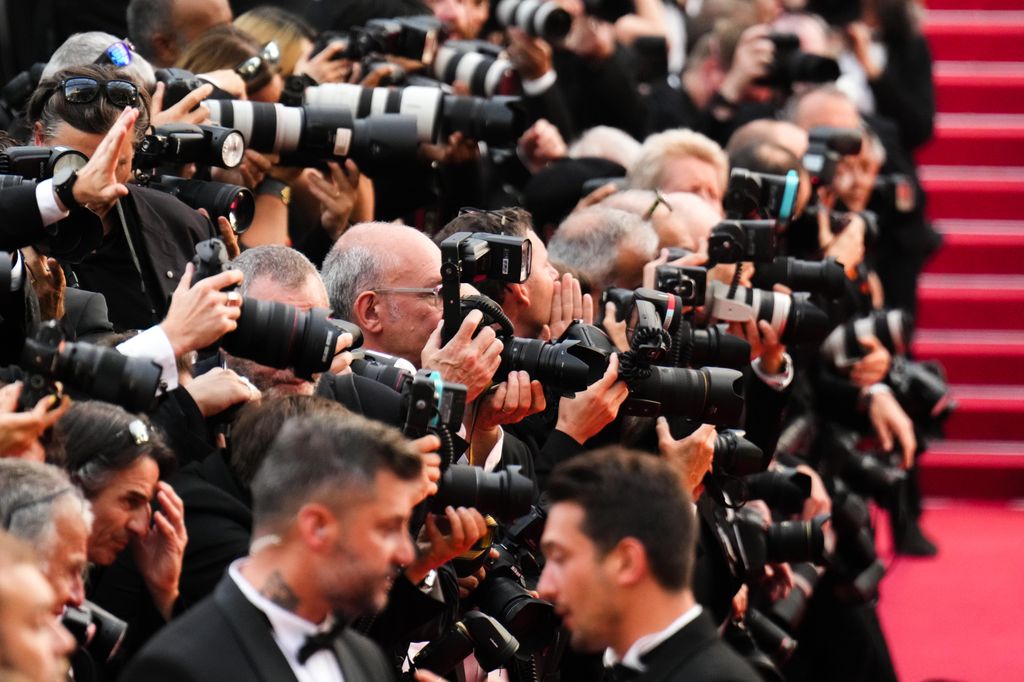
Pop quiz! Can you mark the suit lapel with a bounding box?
[213,576,300,682]
[637,612,720,682]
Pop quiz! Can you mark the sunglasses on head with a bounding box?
[56,76,139,107]
[235,41,280,83]
[94,39,135,68]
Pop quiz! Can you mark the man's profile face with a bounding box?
[41,506,89,613]
[226,273,330,397]
[86,456,160,566]
[317,471,419,616]
[538,502,619,652]
[376,238,444,366]
[0,564,76,682]
[659,157,725,211]
[520,230,559,337]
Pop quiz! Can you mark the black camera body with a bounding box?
[802,127,862,188]
[707,220,778,265]
[0,146,88,181]
[654,264,706,306]
[757,33,840,91]
[134,123,246,170]
[0,62,45,125]
[191,238,360,378]
[731,507,832,580]
[724,168,800,222]
[18,321,161,414]
[62,600,128,663]
[411,612,518,675]
[401,369,468,440]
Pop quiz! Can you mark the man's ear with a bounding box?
[607,537,649,588]
[353,290,384,334]
[296,503,336,552]
[151,33,179,67]
[505,282,530,308]
[32,121,45,146]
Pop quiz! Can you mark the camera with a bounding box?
[566,319,747,425]
[829,487,887,604]
[454,509,559,655]
[401,369,468,440]
[134,123,246,170]
[142,176,254,235]
[872,173,918,215]
[724,168,801,222]
[702,280,831,346]
[707,219,778,265]
[17,321,161,414]
[303,83,525,147]
[431,464,536,521]
[495,0,573,41]
[731,507,833,580]
[433,41,521,97]
[62,600,128,663]
[715,430,766,477]
[821,309,910,369]
[756,33,840,91]
[0,63,45,126]
[654,264,706,306]
[411,612,518,675]
[743,469,813,516]
[752,256,847,298]
[802,127,862,188]
[322,16,447,65]
[0,146,88,181]
[204,100,420,171]
[191,238,361,378]
[889,356,955,433]
[806,0,863,27]
[582,0,634,23]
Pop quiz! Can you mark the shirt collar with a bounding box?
[228,559,335,661]
[603,604,703,672]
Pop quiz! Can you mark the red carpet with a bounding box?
[876,501,1024,681]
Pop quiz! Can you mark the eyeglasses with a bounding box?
[235,41,281,83]
[94,40,135,68]
[2,487,73,530]
[458,206,510,226]
[643,190,672,221]
[371,284,444,309]
[56,77,139,107]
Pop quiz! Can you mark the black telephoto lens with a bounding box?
[625,365,745,426]
[441,95,525,147]
[152,177,255,234]
[678,322,752,370]
[752,256,847,298]
[765,515,831,565]
[500,337,609,397]
[227,301,341,379]
[431,465,535,520]
[714,430,765,476]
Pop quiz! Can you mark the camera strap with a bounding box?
[114,197,159,320]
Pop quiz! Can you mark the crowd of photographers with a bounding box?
[0,0,949,680]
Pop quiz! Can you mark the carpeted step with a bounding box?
[917,274,1024,330]
[917,114,1024,167]
[920,166,1024,221]
[925,220,1024,275]
[926,0,1024,8]
[942,385,1024,440]
[913,330,1024,384]
[935,62,1024,114]
[919,440,1024,499]
[924,12,1024,62]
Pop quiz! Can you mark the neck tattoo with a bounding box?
[260,571,299,612]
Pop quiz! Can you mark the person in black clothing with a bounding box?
[120,412,450,682]
[538,447,759,682]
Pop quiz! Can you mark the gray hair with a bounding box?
[568,126,642,169]
[232,246,319,298]
[628,128,728,194]
[321,245,392,322]
[0,460,92,560]
[549,207,657,287]
[43,32,157,91]
[251,414,422,530]
[127,0,176,62]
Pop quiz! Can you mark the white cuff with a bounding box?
[36,179,70,227]
[117,325,179,393]
[522,70,557,97]
[751,353,794,391]
[9,252,23,291]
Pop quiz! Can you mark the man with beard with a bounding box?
[121,413,448,682]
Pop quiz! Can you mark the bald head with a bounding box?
[727,119,809,158]
[789,87,861,131]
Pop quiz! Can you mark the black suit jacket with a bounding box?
[634,611,759,682]
[119,575,397,682]
[61,287,114,341]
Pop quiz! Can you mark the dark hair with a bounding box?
[728,142,802,178]
[127,0,175,61]
[176,25,273,95]
[433,207,534,304]
[546,447,696,591]
[229,395,350,488]
[27,64,151,144]
[251,413,422,529]
[47,401,175,499]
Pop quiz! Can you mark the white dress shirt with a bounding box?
[228,559,345,682]
[603,604,704,673]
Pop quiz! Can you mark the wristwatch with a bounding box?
[257,177,291,207]
[52,166,80,211]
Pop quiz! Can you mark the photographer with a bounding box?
[126,0,233,69]
[628,128,730,211]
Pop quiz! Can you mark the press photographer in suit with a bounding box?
[538,447,759,682]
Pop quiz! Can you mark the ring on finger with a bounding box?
[226,291,242,306]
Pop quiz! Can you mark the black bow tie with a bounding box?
[608,663,642,681]
[297,620,346,664]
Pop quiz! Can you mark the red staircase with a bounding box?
[914,1,1024,500]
